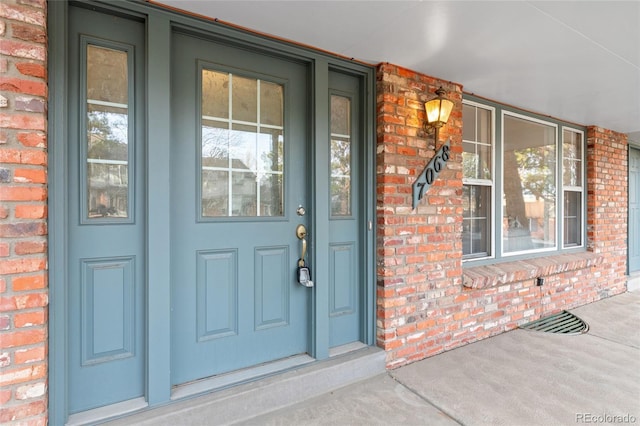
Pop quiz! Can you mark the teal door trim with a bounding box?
[363,65,377,346]
[146,12,172,405]
[312,58,331,359]
[47,1,69,424]
[48,1,376,422]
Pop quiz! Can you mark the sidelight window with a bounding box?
[330,95,352,217]
[84,42,133,221]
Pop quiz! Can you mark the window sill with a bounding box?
[462,252,604,289]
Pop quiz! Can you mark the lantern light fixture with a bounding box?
[423,86,453,137]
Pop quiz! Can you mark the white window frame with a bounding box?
[462,96,587,265]
[462,100,496,262]
[561,127,586,249]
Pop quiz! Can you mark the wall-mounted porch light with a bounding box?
[412,86,454,209]
[423,86,454,145]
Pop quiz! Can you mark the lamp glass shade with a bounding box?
[425,98,454,128]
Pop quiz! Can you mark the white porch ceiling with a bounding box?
[154,1,640,143]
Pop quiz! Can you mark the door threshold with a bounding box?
[66,397,147,426]
[329,341,367,357]
[102,346,385,426]
[171,354,315,401]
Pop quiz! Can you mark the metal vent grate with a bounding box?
[520,311,589,335]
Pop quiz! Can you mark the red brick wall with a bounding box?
[586,126,628,293]
[0,0,48,424]
[376,64,465,367]
[375,64,628,369]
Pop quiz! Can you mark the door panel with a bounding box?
[196,249,238,340]
[170,33,310,385]
[254,246,291,329]
[328,71,362,347]
[630,148,640,272]
[330,243,356,314]
[80,257,135,363]
[67,5,146,413]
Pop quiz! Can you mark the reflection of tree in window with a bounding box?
[86,109,129,218]
[514,147,555,202]
[260,131,284,216]
[88,112,128,160]
[503,116,556,252]
[331,138,351,215]
[330,95,351,216]
[86,44,130,219]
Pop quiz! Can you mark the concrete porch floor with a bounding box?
[105,289,640,426]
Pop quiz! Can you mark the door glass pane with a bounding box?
[260,81,283,126]
[86,44,130,219]
[230,124,258,171]
[202,170,229,217]
[330,95,351,216]
[202,70,229,119]
[258,128,284,216]
[232,171,257,216]
[232,75,257,123]
[202,119,229,163]
[258,128,283,172]
[201,70,284,217]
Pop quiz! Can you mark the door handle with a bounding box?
[295,224,313,287]
[295,224,307,267]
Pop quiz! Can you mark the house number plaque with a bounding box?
[412,138,451,209]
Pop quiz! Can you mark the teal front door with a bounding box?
[66,6,146,413]
[170,33,311,385]
[60,4,372,417]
